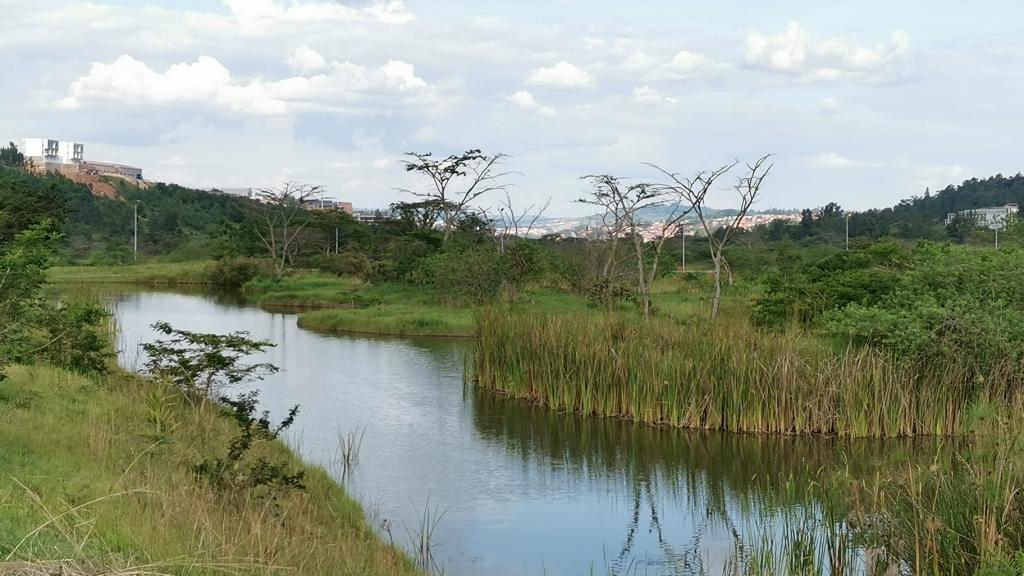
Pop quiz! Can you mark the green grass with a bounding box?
[244,273,368,308]
[472,306,1009,438]
[299,305,476,338]
[274,275,696,338]
[0,364,420,576]
[48,261,213,285]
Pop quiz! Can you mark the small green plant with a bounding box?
[142,322,277,399]
[194,390,305,492]
[318,249,375,280]
[143,386,180,437]
[205,257,273,289]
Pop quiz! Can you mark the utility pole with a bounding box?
[335,227,339,254]
[133,201,138,260]
[845,212,850,252]
[680,222,686,271]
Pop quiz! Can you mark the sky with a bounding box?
[2,0,1022,215]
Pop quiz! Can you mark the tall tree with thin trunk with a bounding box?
[250,182,322,279]
[648,155,773,318]
[580,175,692,318]
[494,191,551,253]
[397,150,514,243]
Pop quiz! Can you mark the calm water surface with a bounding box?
[100,288,921,576]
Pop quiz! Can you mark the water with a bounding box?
[100,287,923,575]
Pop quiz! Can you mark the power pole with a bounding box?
[133,201,138,260]
[335,227,339,254]
[680,223,686,271]
[845,212,850,252]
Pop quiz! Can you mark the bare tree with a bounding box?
[250,182,323,279]
[495,191,552,252]
[397,149,514,242]
[648,155,773,318]
[579,175,692,318]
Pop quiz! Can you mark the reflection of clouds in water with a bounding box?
[98,287,933,576]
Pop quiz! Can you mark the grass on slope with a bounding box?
[0,364,419,576]
[47,261,213,285]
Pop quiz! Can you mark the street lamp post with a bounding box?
[845,212,850,252]
[989,221,1005,249]
[680,222,686,271]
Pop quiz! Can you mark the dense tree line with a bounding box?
[752,174,1024,245]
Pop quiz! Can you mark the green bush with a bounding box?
[205,257,273,289]
[317,249,375,280]
[373,237,439,282]
[756,241,1024,375]
[420,245,507,305]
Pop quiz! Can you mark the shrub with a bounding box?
[421,245,507,305]
[194,390,305,492]
[142,322,278,399]
[206,257,273,289]
[317,249,375,280]
[373,237,438,282]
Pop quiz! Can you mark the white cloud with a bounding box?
[222,0,413,24]
[668,50,708,75]
[820,97,841,113]
[381,60,427,91]
[808,153,970,189]
[57,53,435,115]
[631,85,678,105]
[508,89,557,116]
[57,55,231,109]
[526,61,596,89]
[809,151,857,168]
[288,45,327,73]
[745,22,909,80]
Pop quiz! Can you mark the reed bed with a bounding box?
[473,308,1017,437]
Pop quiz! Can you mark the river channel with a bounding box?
[98,287,925,575]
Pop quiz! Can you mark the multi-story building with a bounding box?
[22,138,84,173]
[945,204,1019,226]
[81,161,144,180]
[22,137,143,180]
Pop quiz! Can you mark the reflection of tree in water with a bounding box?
[470,389,945,574]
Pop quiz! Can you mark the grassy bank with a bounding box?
[0,364,419,575]
[250,272,711,338]
[245,273,477,337]
[473,308,1013,437]
[48,261,213,285]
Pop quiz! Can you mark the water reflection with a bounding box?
[87,286,937,575]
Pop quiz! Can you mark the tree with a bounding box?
[389,199,449,232]
[0,142,25,168]
[397,149,514,243]
[494,190,551,253]
[250,182,322,278]
[580,175,692,318]
[649,155,773,318]
[142,322,278,401]
[1,222,109,377]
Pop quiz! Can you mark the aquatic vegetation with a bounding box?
[473,308,1018,437]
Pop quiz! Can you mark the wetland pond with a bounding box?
[99,287,932,576]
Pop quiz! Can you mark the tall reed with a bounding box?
[473,308,1017,437]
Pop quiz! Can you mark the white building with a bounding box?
[22,138,84,172]
[945,204,1019,226]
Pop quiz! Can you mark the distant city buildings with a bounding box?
[945,204,1019,226]
[209,187,354,214]
[21,138,83,173]
[21,137,143,180]
[80,161,144,180]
